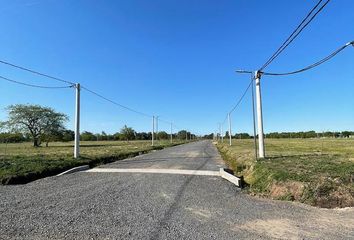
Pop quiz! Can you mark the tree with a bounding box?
[0,132,26,143]
[157,131,169,140]
[101,131,107,141]
[3,104,68,147]
[203,133,214,139]
[120,125,136,141]
[61,130,75,142]
[225,131,230,138]
[177,130,189,140]
[41,129,63,147]
[136,132,150,140]
[80,131,96,141]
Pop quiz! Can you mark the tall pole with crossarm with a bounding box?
[74,83,80,158]
[254,71,265,158]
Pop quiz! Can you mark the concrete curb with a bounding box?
[85,168,220,176]
[56,165,90,176]
[219,168,243,188]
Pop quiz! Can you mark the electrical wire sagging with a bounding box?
[262,40,354,76]
[259,0,331,71]
[229,78,253,114]
[80,86,153,118]
[0,59,188,134]
[0,75,74,89]
[0,60,75,85]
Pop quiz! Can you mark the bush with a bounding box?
[0,133,26,143]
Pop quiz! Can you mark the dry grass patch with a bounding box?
[217,138,354,208]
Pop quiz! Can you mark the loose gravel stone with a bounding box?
[0,141,353,239]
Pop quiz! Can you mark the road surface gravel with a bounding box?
[0,141,353,239]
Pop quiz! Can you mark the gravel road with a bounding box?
[0,140,353,239]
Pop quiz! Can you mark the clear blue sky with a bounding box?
[0,0,353,135]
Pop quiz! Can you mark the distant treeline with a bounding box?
[265,131,354,139]
[202,131,354,139]
[0,126,195,143]
[1,129,353,143]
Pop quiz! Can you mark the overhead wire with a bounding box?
[80,86,153,118]
[0,59,188,129]
[229,79,253,114]
[262,41,354,76]
[0,59,75,85]
[0,75,74,89]
[259,0,331,71]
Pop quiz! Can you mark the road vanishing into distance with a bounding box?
[1,141,353,239]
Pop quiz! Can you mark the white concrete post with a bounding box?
[170,123,173,143]
[255,71,265,158]
[156,116,158,141]
[152,116,155,146]
[228,113,232,146]
[74,83,80,158]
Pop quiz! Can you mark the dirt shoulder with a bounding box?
[216,139,354,208]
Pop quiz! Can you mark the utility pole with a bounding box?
[152,116,155,146]
[170,123,173,143]
[228,113,232,146]
[255,71,265,158]
[251,75,258,160]
[74,83,80,158]
[156,116,158,141]
[185,131,188,141]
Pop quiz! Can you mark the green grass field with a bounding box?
[0,140,183,184]
[217,138,354,208]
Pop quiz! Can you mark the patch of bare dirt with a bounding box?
[270,181,305,201]
[315,186,354,208]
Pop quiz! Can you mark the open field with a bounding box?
[0,140,184,184]
[217,138,354,208]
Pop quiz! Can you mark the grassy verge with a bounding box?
[0,140,185,184]
[217,138,354,208]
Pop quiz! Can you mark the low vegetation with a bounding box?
[0,103,193,184]
[0,140,184,184]
[217,138,354,208]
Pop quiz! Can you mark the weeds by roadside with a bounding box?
[217,138,354,208]
[0,140,184,184]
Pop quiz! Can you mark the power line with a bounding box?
[0,59,158,119]
[262,41,353,76]
[0,59,75,85]
[0,60,188,132]
[222,114,228,125]
[229,79,253,114]
[219,77,254,130]
[259,0,331,71]
[81,86,153,118]
[0,75,74,89]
